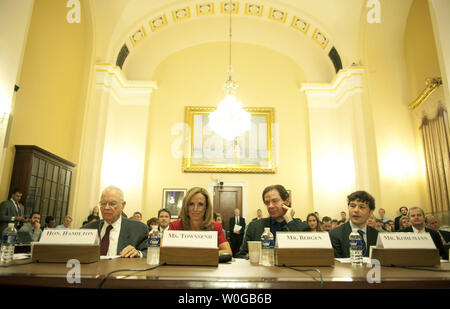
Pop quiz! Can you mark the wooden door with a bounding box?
[213,186,242,231]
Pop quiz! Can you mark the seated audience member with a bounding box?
[425,214,450,244]
[306,213,322,232]
[314,212,321,222]
[321,216,332,232]
[331,219,338,230]
[329,191,378,258]
[82,185,149,258]
[383,220,394,232]
[394,206,408,231]
[158,209,171,235]
[132,211,143,222]
[18,212,42,242]
[366,214,376,229]
[169,187,232,255]
[399,215,411,230]
[214,212,228,240]
[147,217,158,230]
[56,216,72,229]
[237,184,309,259]
[252,209,263,222]
[375,219,385,232]
[337,219,346,227]
[42,216,56,230]
[399,207,448,259]
[378,208,390,223]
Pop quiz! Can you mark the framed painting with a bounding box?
[183,106,276,173]
[162,188,187,218]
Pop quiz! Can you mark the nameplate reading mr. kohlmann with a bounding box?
[39,229,98,245]
[376,232,436,249]
[276,232,332,248]
[162,231,217,248]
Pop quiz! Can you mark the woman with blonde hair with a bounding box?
[169,187,232,255]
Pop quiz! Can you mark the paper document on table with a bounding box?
[234,224,242,232]
[335,257,371,264]
[100,255,121,260]
[13,253,31,260]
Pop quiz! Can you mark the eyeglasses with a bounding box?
[99,201,121,208]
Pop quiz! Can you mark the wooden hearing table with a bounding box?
[0,258,449,289]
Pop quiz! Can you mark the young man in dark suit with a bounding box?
[82,186,148,258]
[399,207,448,260]
[0,188,27,233]
[229,208,246,257]
[329,190,379,258]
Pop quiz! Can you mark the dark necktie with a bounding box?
[358,230,367,257]
[14,201,21,216]
[100,225,113,256]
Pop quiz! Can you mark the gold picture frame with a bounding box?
[183,106,276,173]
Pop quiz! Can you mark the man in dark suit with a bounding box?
[237,184,309,259]
[329,190,378,258]
[82,186,148,257]
[399,207,448,260]
[425,214,450,244]
[394,206,408,231]
[0,188,27,233]
[229,208,246,257]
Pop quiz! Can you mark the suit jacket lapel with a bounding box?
[117,218,129,254]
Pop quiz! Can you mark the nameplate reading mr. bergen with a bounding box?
[276,232,332,248]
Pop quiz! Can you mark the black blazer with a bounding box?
[329,221,379,258]
[82,218,149,256]
[229,216,246,238]
[439,230,450,243]
[0,200,25,232]
[399,226,448,260]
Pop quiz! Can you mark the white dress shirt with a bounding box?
[350,221,368,245]
[412,225,426,233]
[100,216,122,256]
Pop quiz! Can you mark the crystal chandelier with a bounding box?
[208,0,251,141]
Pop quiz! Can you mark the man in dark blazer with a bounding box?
[329,190,378,258]
[399,207,448,260]
[82,186,148,257]
[229,208,246,257]
[0,188,27,233]
[237,185,309,259]
[425,214,450,244]
[394,206,408,231]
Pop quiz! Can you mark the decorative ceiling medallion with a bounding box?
[268,8,287,23]
[312,29,329,49]
[291,16,310,34]
[221,1,239,14]
[129,27,146,47]
[196,3,214,16]
[149,14,168,32]
[245,3,263,16]
[172,7,191,22]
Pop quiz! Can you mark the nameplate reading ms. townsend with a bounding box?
[162,231,217,248]
[39,229,98,245]
[276,232,332,248]
[376,232,436,249]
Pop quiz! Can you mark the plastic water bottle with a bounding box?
[147,226,160,265]
[349,230,363,266]
[1,223,17,264]
[260,227,274,266]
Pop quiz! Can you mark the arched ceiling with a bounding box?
[92,0,366,83]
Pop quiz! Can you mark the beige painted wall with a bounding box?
[0,0,91,225]
[140,42,314,222]
[361,0,428,219]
